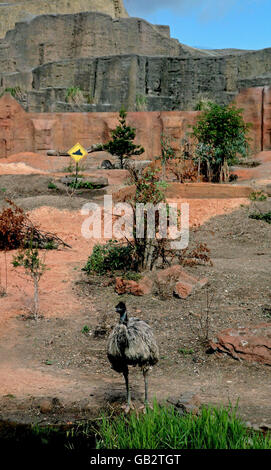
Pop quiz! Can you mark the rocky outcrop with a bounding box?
[209,324,271,366]
[1,10,271,112]
[0,0,128,38]
[114,266,208,300]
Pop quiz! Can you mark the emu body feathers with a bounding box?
[107,317,159,372]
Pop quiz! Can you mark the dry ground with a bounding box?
[0,152,270,427]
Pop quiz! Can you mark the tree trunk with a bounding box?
[197,157,201,182]
[162,162,166,181]
[33,276,39,320]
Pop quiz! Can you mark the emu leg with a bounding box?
[123,368,131,411]
[143,368,149,406]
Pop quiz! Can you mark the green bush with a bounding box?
[67,181,95,190]
[122,271,142,281]
[249,191,267,201]
[48,181,57,190]
[96,402,271,449]
[249,212,271,224]
[192,102,251,182]
[83,240,134,275]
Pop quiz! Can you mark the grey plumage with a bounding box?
[107,302,159,408]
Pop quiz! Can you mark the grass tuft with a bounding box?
[95,401,271,449]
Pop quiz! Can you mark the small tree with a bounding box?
[127,167,169,271]
[12,240,46,319]
[192,102,251,182]
[103,108,145,169]
[159,134,175,181]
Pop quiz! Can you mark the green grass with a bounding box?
[67,181,95,189]
[48,181,57,190]
[95,402,271,449]
[81,325,90,334]
[249,212,271,224]
[178,348,194,356]
[122,271,142,281]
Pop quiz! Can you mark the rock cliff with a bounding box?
[0,0,128,38]
[0,6,271,112]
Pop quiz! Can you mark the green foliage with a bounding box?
[44,240,58,250]
[178,348,194,356]
[65,86,83,103]
[83,240,134,275]
[47,181,57,190]
[12,242,46,277]
[12,240,46,318]
[81,325,91,334]
[103,108,145,169]
[249,212,271,224]
[134,168,168,205]
[249,191,267,201]
[192,103,251,182]
[158,134,176,181]
[135,94,147,111]
[45,360,53,366]
[194,98,213,111]
[122,271,142,281]
[127,166,172,271]
[0,86,23,100]
[67,180,95,190]
[96,401,271,449]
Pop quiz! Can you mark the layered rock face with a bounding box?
[0,7,271,113]
[0,0,128,38]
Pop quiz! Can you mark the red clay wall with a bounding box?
[0,88,271,159]
[234,86,271,154]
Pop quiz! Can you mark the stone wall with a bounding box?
[0,93,198,158]
[0,89,271,159]
[0,0,128,38]
[1,11,271,113]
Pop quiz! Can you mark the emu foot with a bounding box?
[121,402,134,414]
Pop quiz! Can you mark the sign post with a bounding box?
[68,142,88,184]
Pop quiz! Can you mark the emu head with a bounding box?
[115,302,127,324]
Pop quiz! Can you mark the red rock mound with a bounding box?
[209,323,271,365]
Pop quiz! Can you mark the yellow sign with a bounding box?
[68,142,88,163]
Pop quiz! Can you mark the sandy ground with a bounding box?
[0,151,270,426]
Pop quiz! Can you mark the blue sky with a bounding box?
[124,0,270,50]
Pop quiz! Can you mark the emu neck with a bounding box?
[120,312,128,325]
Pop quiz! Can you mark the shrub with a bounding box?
[65,86,84,105]
[48,181,57,190]
[0,199,69,251]
[135,94,147,111]
[0,199,26,250]
[249,212,271,224]
[0,86,23,100]
[83,240,135,275]
[192,103,251,182]
[67,181,95,190]
[249,191,267,201]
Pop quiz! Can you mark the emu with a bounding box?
[107,302,159,411]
